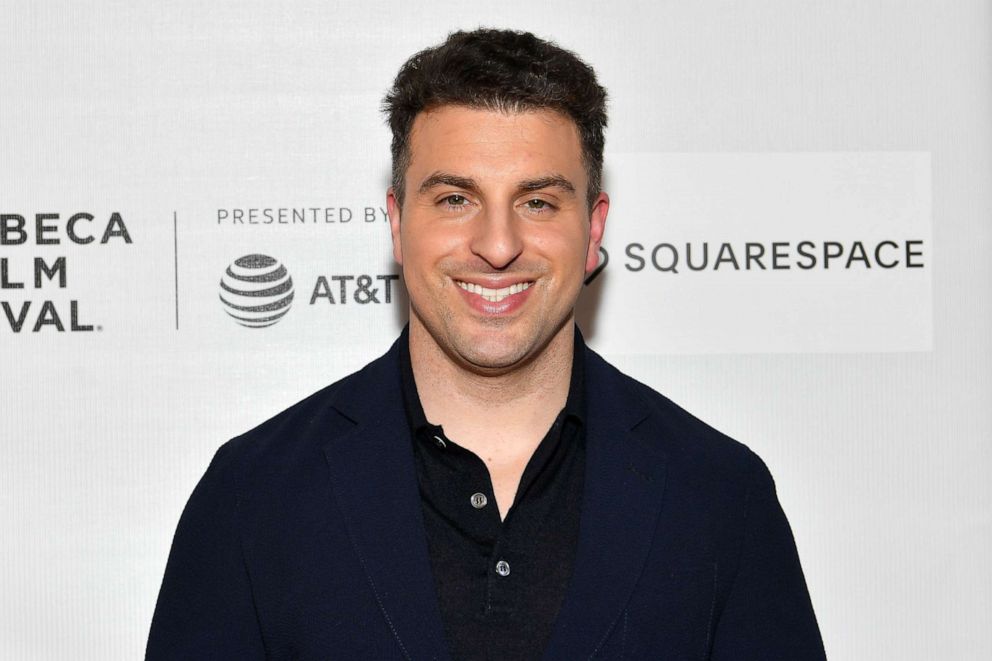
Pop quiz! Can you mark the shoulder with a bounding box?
[207,341,402,491]
[584,347,769,486]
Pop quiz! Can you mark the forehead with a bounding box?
[406,105,585,181]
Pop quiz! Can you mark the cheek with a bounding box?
[401,228,463,277]
[531,227,590,271]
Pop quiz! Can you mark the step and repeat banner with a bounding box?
[2,2,989,659]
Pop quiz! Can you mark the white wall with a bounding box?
[1,1,989,658]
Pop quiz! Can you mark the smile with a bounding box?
[455,280,533,303]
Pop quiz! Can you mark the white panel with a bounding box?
[585,152,933,354]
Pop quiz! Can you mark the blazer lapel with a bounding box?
[543,350,669,660]
[321,341,451,661]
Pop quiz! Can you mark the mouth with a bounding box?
[454,280,534,303]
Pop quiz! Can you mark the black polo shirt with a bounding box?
[399,327,586,661]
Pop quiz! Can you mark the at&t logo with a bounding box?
[219,254,294,328]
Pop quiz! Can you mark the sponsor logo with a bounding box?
[219,254,295,328]
[584,242,925,279]
[619,239,925,274]
[309,274,400,305]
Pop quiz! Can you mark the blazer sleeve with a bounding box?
[146,442,267,660]
[710,454,827,660]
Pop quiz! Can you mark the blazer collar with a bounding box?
[323,333,667,661]
[322,336,452,661]
[542,348,669,659]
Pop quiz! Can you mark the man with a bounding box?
[148,29,825,660]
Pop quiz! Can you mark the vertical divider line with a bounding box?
[173,211,179,330]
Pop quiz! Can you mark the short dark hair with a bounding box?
[383,28,608,208]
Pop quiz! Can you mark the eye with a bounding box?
[441,194,469,207]
[524,198,555,213]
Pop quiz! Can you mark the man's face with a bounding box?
[387,105,608,374]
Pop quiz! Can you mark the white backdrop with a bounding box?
[2,1,990,659]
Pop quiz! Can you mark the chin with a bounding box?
[453,342,529,372]
[451,324,557,372]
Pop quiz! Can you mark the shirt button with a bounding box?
[432,435,446,449]
[495,560,510,577]
[470,492,488,509]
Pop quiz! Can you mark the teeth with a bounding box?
[456,280,532,302]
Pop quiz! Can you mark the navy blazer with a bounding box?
[147,337,825,660]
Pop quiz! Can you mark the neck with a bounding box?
[408,318,575,460]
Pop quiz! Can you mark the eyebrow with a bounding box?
[517,175,576,196]
[418,172,480,195]
[417,171,577,197]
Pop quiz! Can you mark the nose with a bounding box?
[469,205,524,269]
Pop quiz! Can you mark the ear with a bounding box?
[386,187,403,265]
[584,191,609,274]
